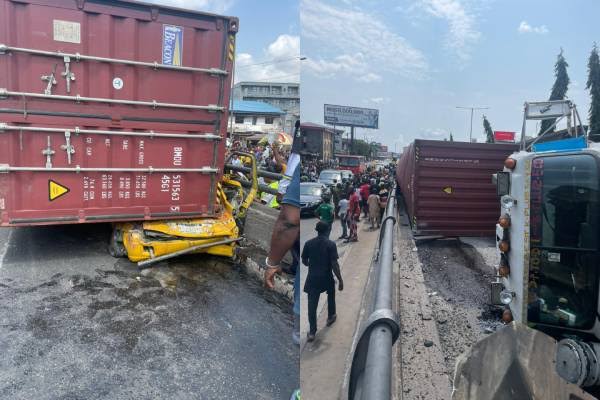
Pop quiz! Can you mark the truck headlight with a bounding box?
[501,195,517,210]
[500,289,515,305]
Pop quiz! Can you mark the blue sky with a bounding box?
[149,0,300,83]
[301,0,600,150]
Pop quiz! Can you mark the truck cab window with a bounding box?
[528,154,600,330]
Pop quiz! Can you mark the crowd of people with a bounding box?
[228,140,292,173]
[300,159,337,182]
[227,139,292,209]
[313,164,396,242]
[302,162,396,341]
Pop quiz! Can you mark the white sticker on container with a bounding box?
[547,252,561,262]
[112,77,124,90]
[53,20,81,44]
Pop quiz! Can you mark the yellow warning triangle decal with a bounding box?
[442,186,453,195]
[49,180,70,201]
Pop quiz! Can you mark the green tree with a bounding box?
[540,49,570,136]
[483,115,494,143]
[587,43,600,141]
[352,139,371,157]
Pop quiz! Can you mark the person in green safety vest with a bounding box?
[268,180,280,208]
[260,179,280,209]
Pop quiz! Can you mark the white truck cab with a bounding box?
[492,101,600,388]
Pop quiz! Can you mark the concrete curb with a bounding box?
[234,202,295,302]
[241,252,294,301]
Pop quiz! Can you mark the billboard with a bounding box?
[324,104,379,129]
[525,101,571,120]
[494,131,516,142]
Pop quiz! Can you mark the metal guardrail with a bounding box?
[348,188,400,400]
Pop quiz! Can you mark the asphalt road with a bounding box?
[0,224,298,400]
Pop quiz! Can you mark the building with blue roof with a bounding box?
[233,81,300,134]
[228,100,285,138]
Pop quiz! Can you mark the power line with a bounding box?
[244,73,300,82]
[236,56,306,69]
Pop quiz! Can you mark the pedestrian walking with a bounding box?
[314,194,334,238]
[367,189,381,229]
[379,184,389,221]
[332,182,342,218]
[346,187,360,243]
[359,180,370,218]
[301,221,344,342]
[337,194,349,239]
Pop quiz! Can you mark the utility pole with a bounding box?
[456,106,489,142]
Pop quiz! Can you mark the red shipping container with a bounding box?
[0,0,238,226]
[396,140,518,237]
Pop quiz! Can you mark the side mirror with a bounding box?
[496,171,510,196]
[490,281,504,305]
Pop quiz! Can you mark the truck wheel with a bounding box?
[108,229,127,258]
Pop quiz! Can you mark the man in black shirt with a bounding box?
[301,221,344,342]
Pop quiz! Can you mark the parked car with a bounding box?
[339,169,354,182]
[318,169,342,186]
[300,182,329,217]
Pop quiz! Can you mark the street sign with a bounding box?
[324,104,379,129]
[494,131,516,142]
[525,101,571,120]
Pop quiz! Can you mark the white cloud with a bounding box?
[518,21,549,35]
[416,0,481,63]
[302,52,385,83]
[359,73,383,83]
[147,0,234,14]
[235,34,300,83]
[368,97,391,105]
[301,0,428,81]
[419,128,450,140]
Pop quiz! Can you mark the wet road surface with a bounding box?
[0,224,298,399]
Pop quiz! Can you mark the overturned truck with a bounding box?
[456,100,600,399]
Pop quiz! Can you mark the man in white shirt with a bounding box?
[337,195,349,240]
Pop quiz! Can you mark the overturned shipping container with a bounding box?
[396,140,518,237]
[0,0,238,226]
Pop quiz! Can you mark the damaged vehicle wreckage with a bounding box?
[0,0,286,268]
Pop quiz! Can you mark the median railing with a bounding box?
[348,188,400,400]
